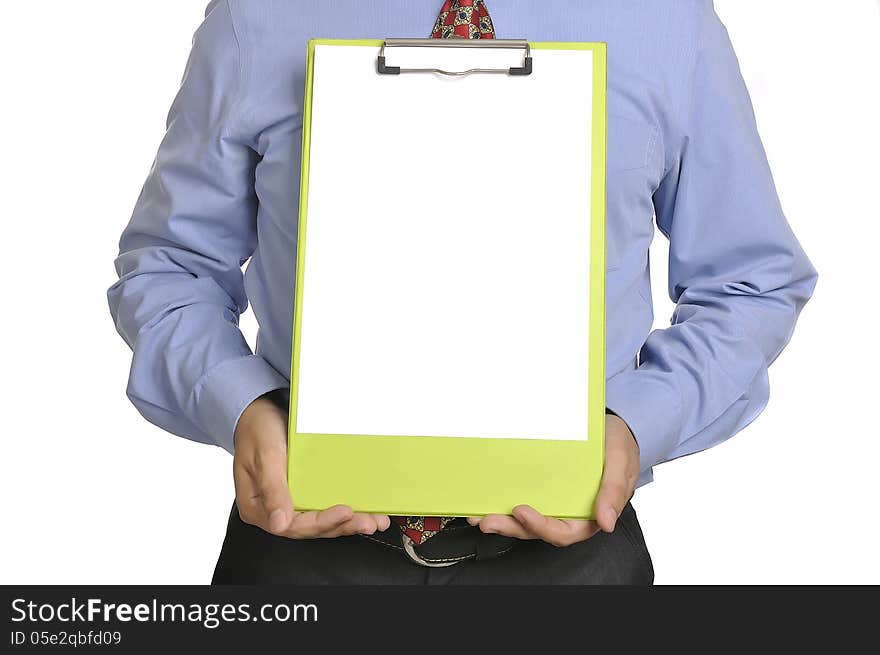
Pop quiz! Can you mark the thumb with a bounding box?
[595,447,631,533]
[256,441,295,535]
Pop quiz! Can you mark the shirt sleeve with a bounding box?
[107,0,287,454]
[605,3,818,476]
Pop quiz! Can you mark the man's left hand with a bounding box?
[466,413,640,547]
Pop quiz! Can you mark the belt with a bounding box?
[362,518,517,567]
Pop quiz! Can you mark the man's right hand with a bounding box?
[233,394,391,539]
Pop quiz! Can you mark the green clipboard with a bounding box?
[288,38,607,519]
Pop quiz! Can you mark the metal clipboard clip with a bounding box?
[377,38,533,77]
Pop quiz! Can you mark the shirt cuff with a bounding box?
[192,355,289,455]
[605,369,683,473]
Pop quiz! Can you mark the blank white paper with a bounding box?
[295,44,594,441]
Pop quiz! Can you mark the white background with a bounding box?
[1,1,878,584]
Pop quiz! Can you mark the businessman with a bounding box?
[108,0,817,585]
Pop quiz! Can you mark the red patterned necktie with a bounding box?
[390,1,497,547]
[431,0,496,40]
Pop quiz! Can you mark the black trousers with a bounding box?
[212,502,654,585]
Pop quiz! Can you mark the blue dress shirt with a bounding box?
[108,0,817,486]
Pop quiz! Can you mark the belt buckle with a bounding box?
[401,533,465,568]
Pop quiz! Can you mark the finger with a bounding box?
[478,514,537,540]
[233,464,265,528]
[466,517,481,526]
[512,505,596,547]
[345,513,383,536]
[317,513,383,538]
[287,505,354,539]
[254,450,296,535]
[371,514,392,531]
[595,447,634,533]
